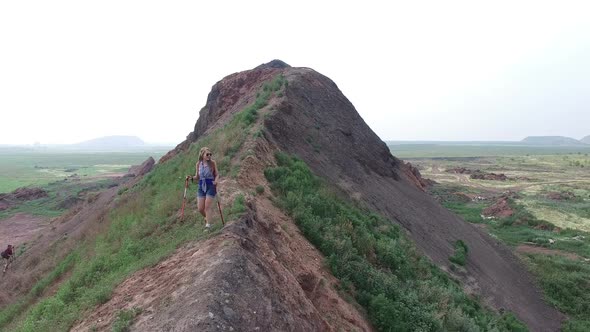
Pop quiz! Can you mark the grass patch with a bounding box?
[442,202,486,223]
[235,74,285,127]
[0,178,118,220]
[449,240,468,266]
[265,152,525,332]
[0,250,79,329]
[0,150,168,194]
[523,254,590,330]
[112,307,142,332]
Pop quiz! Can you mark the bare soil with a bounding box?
[0,213,49,249]
[73,196,371,332]
[0,173,144,309]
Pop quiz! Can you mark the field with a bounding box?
[0,147,169,220]
[0,148,170,194]
[391,143,590,331]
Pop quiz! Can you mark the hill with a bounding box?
[74,135,145,149]
[581,135,590,144]
[0,61,564,331]
[159,60,562,330]
[521,135,584,146]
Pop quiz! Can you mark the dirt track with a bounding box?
[0,213,49,249]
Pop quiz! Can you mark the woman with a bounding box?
[190,147,219,229]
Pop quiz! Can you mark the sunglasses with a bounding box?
[206,153,212,156]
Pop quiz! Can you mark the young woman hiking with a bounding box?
[189,147,219,229]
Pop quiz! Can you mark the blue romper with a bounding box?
[197,161,216,197]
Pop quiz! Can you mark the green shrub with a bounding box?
[265,152,521,331]
[449,240,469,266]
[229,194,246,216]
[255,185,265,195]
[112,308,142,332]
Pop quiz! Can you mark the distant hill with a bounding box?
[521,136,585,146]
[74,135,145,149]
[581,135,590,144]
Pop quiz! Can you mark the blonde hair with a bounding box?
[198,147,212,163]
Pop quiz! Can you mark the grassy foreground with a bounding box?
[265,152,526,332]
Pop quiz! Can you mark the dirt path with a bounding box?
[0,213,49,248]
[516,244,588,261]
[72,200,372,332]
[511,179,590,192]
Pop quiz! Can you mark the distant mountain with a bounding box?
[581,135,590,144]
[521,136,585,146]
[74,135,145,149]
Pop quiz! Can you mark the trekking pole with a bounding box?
[216,189,225,226]
[180,176,190,221]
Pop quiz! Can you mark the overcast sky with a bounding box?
[1,1,589,145]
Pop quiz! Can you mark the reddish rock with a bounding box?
[403,162,436,191]
[482,197,514,218]
[446,167,472,174]
[0,187,48,211]
[470,171,508,181]
[127,157,155,177]
[11,187,48,200]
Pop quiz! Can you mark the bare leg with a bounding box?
[204,196,215,226]
[197,197,206,217]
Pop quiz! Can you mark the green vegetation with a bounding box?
[434,186,590,329]
[0,251,79,328]
[0,75,285,331]
[236,74,285,127]
[255,185,265,195]
[526,255,590,314]
[407,143,590,330]
[265,152,525,331]
[0,178,117,220]
[0,150,167,193]
[6,153,204,331]
[112,307,142,332]
[217,74,286,176]
[449,240,468,266]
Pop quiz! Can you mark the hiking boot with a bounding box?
[205,223,211,229]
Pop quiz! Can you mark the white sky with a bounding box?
[1,0,589,144]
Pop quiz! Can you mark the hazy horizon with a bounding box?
[2,1,589,145]
[2,135,589,148]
